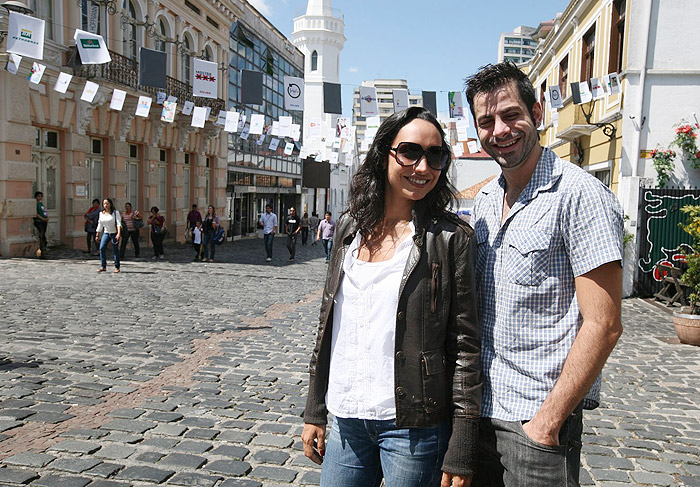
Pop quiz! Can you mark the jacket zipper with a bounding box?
[430,262,440,313]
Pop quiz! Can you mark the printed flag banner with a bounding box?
[204,107,212,120]
[284,76,304,111]
[549,85,564,109]
[452,144,464,158]
[156,92,167,105]
[238,114,247,131]
[590,77,605,100]
[182,101,195,116]
[467,140,479,154]
[393,89,409,112]
[279,116,293,137]
[365,116,381,139]
[6,53,21,75]
[7,12,45,60]
[54,72,72,93]
[216,110,227,126]
[307,118,322,138]
[359,86,379,117]
[249,114,265,135]
[578,81,593,103]
[607,73,621,95]
[224,111,240,133]
[284,142,294,156]
[241,70,263,105]
[329,152,339,164]
[28,62,45,84]
[299,147,309,159]
[422,91,437,116]
[448,91,465,118]
[290,124,301,141]
[139,48,166,89]
[269,138,280,151]
[256,134,265,146]
[193,59,218,99]
[161,100,177,123]
[191,106,207,128]
[323,82,342,115]
[80,81,100,102]
[552,110,559,128]
[135,96,152,117]
[167,95,177,103]
[110,89,126,111]
[74,29,111,64]
[239,125,250,140]
[456,119,470,142]
[271,121,280,136]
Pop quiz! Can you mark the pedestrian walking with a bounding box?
[186,204,202,241]
[147,206,166,260]
[302,106,481,487]
[95,198,121,273]
[317,212,335,263]
[119,202,142,258]
[466,62,623,487]
[259,204,277,262]
[192,220,203,261]
[33,191,49,258]
[301,212,310,245]
[309,211,320,245]
[84,198,100,255]
[285,207,301,261]
[202,205,220,262]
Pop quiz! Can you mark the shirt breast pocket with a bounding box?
[506,231,551,286]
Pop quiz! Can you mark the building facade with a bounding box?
[0,0,238,257]
[498,26,538,64]
[227,2,305,236]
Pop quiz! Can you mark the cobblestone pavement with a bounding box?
[0,238,698,487]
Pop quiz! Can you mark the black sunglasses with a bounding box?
[389,142,450,170]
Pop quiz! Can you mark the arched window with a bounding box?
[311,50,318,71]
[155,19,170,75]
[182,34,193,84]
[203,46,213,62]
[123,1,139,60]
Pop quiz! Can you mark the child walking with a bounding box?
[192,221,203,261]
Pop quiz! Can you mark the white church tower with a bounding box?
[292,0,351,218]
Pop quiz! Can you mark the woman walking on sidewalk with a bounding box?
[202,205,220,262]
[148,206,166,260]
[119,202,142,258]
[95,198,121,273]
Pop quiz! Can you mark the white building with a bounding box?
[497,26,538,64]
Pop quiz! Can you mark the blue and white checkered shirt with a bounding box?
[473,148,623,421]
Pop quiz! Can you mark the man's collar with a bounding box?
[482,147,561,200]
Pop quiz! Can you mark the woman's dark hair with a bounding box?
[465,61,537,124]
[103,198,115,214]
[151,206,159,213]
[207,205,216,216]
[347,106,455,240]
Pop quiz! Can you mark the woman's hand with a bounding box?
[441,472,471,487]
[301,423,326,465]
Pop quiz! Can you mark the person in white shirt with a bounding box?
[95,198,122,273]
[192,220,203,262]
[259,204,278,262]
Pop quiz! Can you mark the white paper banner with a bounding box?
[156,91,167,105]
[7,12,45,60]
[328,151,339,164]
[135,96,152,117]
[590,77,605,100]
[161,100,177,123]
[607,72,621,95]
[80,81,100,102]
[393,89,409,112]
[182,101,195,116]
[6,54,22,75]
[167,95,177,103]
[269,138,280,151]
[359,86,379,116]
[365,116,381,139]
[279,116,293,137]
[456,119,470,142]
[224,111,240,133]
[284,75,304,111]
[249,114,265,135]
[549,85,564,109]
[552,110,559,128]
[284,142,294,156]
[299,147,309,159]
[290,123,301,141]
[28,62,45,84]
[579,81,593,103]
[216,110,227,126]
[449,91,465,118]
[256,134,265,146]
[191,106,207,128]
[239,125,250,140]
[74,29,111,64]
[110,89,126,111]
[467,140,479,154]
[452,144,464,158]
[307,118,322,138]
[54,72,72,93]
[193,58,218,99]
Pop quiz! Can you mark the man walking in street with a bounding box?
[309,211,320,245]
[259,204,277,262]
[186,204,202,241]
[316,211,335,262]
[467,62,624,487]
[34,191,49,258]
[285,207,301,261]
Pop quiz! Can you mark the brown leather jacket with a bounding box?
[303,206,482,476]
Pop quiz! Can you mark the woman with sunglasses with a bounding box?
[302,107,481,487]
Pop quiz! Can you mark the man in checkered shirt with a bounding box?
[466,62,624,487]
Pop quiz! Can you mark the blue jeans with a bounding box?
[99,233,120,269]
[320,417,449,487]
[472,408,584,487]
[322,238,333,261]
[202,233,216,260]
[264,232,274,258]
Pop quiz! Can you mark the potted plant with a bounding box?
[672,121,700,167]
[672,205,700,345]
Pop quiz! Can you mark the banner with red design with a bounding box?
[192,59,218,99]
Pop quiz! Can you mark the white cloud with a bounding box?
[348,67,359,73]
[247,0,272,16]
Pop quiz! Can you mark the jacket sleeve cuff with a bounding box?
[441,416,479,477]
[303,375,329,425]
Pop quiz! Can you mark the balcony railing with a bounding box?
[70,48,226,114]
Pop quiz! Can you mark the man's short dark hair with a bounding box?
[92,198,100,205]
[35,191,43,198]
[465,61,537,124]
[192,204,197,209]
[266,204,272,209]
[325,211,331,216]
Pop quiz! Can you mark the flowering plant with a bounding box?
[680,205,700,313]
[651,148,676,188]
[673,122,700,168]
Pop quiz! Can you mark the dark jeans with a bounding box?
[202,233,216,260]
[322,238,333,261]
[120,229,140,257]
[472,408,584,487]
[301,227,309,245]
[151,232,165,257]
[99,233,120,269]
[286,233,297,259]
[264,232,274,258]
[193,242,202,260]
[34,221,48,256]
[86,232,96,252]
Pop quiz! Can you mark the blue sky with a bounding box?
[250,0,568,118]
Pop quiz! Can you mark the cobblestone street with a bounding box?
[0,238,699,486]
